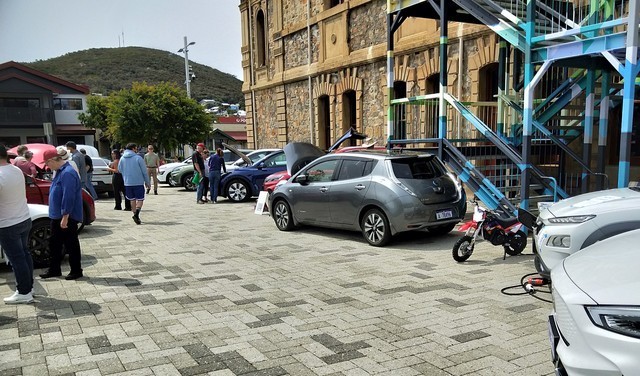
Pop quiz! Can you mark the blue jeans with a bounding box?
[0,219,33,294]
[85,173,99,199]
[209,171,221,202]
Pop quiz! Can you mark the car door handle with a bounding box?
[355,184,366,190]
[319,187,329,192]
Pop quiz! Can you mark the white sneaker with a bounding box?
[4,292,34,304]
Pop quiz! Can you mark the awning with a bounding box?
[55,124,95,135]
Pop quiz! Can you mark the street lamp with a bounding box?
[177,36,195,98]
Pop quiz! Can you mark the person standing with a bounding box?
[14,150,38,178]
[39,149,84,280]
[107,149,130,211]
[13,145,28,164]
[65,141,87,189]
[208,148,227,203]
[118,143,150,225]
[80,149,99,200]
[0,145,34,303]
[202,150,210,202]
[144,144,160,195]
[193,143,206,204]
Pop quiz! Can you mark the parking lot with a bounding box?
[0,187,553,376]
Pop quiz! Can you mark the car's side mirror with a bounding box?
[295,174,309,185]
[256,162,265,169]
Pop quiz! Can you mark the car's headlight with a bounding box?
[586,306,640,339]
[548,215,595,224]
[546,235,570,248]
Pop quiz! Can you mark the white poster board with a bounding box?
[254,191,269,215]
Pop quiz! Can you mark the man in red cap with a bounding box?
[193,143,207,204]
[40,148,84,280]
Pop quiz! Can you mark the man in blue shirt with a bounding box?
[40,149,84,280]
[118,143,150,224]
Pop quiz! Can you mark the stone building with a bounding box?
[239,0,500,149]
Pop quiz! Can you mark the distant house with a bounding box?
[209,116,248,149]
[0,61,94,148]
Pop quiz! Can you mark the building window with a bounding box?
[325,0,345,9]
[342,90,357,145]
[425,74,439,138]
[53,98,83,110]
[318,95,331,150]
[478,62,498,130]
[256,9,266,67]
[0,98,40,108]
[393,81,407,141]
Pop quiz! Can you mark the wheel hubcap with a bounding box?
[461,241,473,256]
[229,183,247,201]
[364,213,385,243]
[275,203,289,228]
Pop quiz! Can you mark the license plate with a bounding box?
[436,209,453,220]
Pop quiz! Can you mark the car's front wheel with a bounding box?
[183,173,197,191]
[361,208,391,247]
[29,219,52,268]
[272,200,295,231]
[226,180,250,202]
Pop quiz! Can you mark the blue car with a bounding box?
[220,149,287,202]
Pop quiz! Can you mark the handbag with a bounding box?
[192,171,201,184]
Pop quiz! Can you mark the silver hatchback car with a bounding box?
[269,151,466,246]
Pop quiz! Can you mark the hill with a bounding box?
[25,47,244,105]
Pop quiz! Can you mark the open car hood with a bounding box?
[7,143,57,169]
[284,142,325,175]
[327,127,367,152]
[222,143,252,165]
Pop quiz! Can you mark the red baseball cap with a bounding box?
[197,143,205,148]
[43,149,59,162]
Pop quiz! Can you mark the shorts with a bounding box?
[125,185,145,201]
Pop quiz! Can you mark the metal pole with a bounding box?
[178,36,195,99]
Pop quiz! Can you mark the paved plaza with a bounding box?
[1,186,554,375]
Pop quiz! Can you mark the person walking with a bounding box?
[65,141,87,190]
[80,149,99,200]
[193,143,206,204]
[0,145,34,304]
[144,144,160,195]
[107,149,130,211]
[118,143,150,225]
[208,148,227,203]
[39,148,84,280]
[14,150,38,178]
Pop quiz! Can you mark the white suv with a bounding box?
[549,229,640,375]
[533,187,640,276]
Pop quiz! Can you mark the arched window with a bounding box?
[425,74,439,138]
[393,81,407,141]
[478,62,499,129]
[342,90,357,145]
[318,95,331,150]
[256,9,266,67]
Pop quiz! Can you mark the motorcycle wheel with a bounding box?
[504,230,527,256]
[452,235,474,262]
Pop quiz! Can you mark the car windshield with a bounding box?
[390,156,446,180]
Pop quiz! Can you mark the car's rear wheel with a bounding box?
[183,173,196,191]
[428,223,457,236]
[361,208,391,247]
[227,180,250,202]
[272,200,295,231]
[29,219,51,268]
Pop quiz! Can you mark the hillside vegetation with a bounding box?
[25,47,243,105]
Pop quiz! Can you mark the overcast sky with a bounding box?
[0,0,244,79]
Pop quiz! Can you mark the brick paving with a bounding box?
[0,187,553,375]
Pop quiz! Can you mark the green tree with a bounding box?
[100,82,211,151]
[78,94,111,132]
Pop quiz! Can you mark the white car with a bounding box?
[158,157,192,186]
[1,204,51,267]
[533,187,640,276]
[90,157,113,195]
[549,229,640,375]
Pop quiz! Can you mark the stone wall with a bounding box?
[284,29,309,70]
[357,62,386,143]
[284,81,312,143]
[254,87,281,148]
[348,0,386,52]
